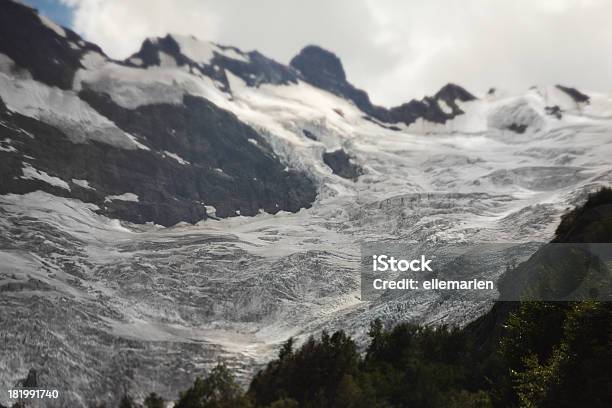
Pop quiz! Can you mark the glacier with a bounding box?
[1,4,612,405]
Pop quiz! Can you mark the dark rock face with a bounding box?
[545,105,563,119]
[224,50,298,87]
[556,85,590,104]
[0,0,105,89]
[507,123,528,134]
[302,129,318,141]
[0,91,316,226]
[83,89,316,219]
[323,149,364,181]
[290,45,347,82]
[290,46,476,126]
[433,83,477,110]
[290,45,379,119]
[362,116,401,131]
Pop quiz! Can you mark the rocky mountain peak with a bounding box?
[127,34,185,67]
[288,46,476,126]
[434,83,476,104]
[555,84,590,104]
[290,45,347,82]
[126,33,298,90]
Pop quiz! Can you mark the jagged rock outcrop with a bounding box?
[290,45,476,125]
[556,84,590,104]
[322,149,363,181]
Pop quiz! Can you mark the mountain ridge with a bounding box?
[290,45,476,125]
[2,1,612,406]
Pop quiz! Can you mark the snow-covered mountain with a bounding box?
[2,0,612,405]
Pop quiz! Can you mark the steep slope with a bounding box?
[0,0,105,90]
[0,1,316,227]
[2,0,612,406]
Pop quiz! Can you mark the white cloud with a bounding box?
[61,0,220,58]
[61,0,612,106]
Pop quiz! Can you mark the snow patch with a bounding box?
[173,35,216,65]
[163,150,190,165]
[38,13,66,37]
[487,98,545,132]
[80,51,106,70]
[204,205,217,217]
[217,46,250,63]
[0,138,16,152]
[20,162,70,190]
[104,193,139,203]
[0,72,146,150]
[71,179,94,190]
[172,35,249,65]
[437,99,453,114]
[73,58,230,109]
[158,51,177,68]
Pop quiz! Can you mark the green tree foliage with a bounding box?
[359,320,489,407]
[175,362,252,408]
[249,330,360,407]
[503,301,611,408]
[172,301,609,408]
[248,320,497,408]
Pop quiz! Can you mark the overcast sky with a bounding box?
[25,0,612,106]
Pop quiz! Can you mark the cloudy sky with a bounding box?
[24,0,612,106]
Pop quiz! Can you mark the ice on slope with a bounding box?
[487,97,545,132]
[406,86,612,135]
[104,193,139,202]
[437,99,453,114]
[72,179,94,190]
[79,50,106,70]
[20,162,70,190]
[163,150,190,165]
[74,53,230,109]
[0,57,147,150]
[171,34,250,64]
[0,138,17,152]
[158,51,178,68]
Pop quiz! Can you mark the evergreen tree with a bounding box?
[175,362,252,408]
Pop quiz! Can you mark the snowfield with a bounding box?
[2,34,612,406]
